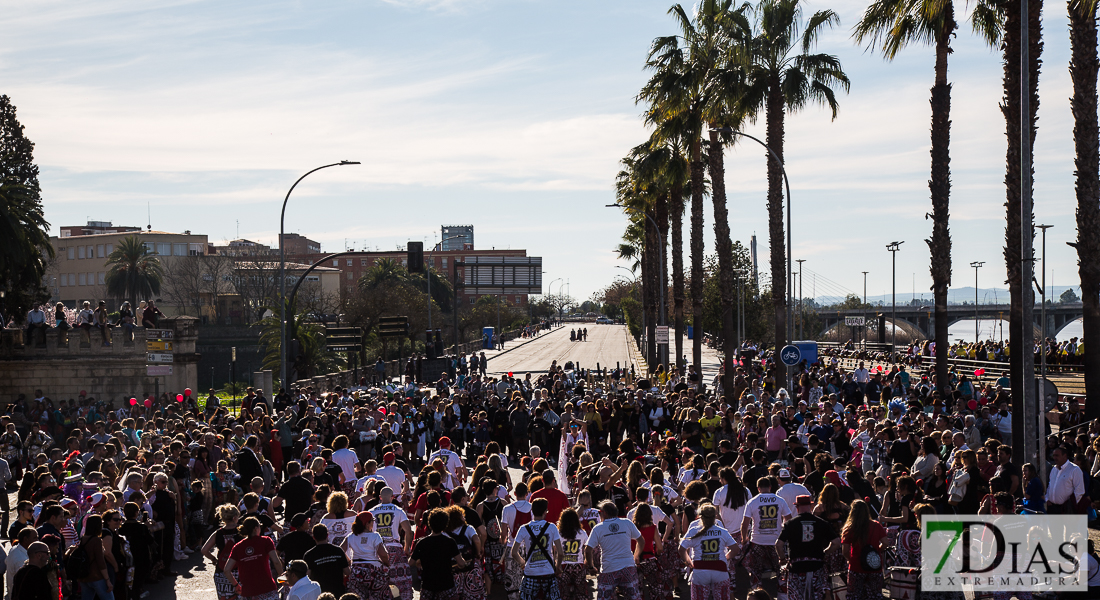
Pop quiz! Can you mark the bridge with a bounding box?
[818,302,1084,341]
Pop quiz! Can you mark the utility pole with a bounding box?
[796,259,806,340]
[861,271,869,347]
[970,261,985,345]
[1037,225,1052,379]
[886,242,904,355]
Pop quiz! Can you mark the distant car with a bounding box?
[595,317,613,324]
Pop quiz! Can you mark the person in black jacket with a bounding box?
[236,436,264,485]
[12,541,52,600]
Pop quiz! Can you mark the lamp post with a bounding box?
[970,261,985,345]
[886,242,904,354]
[710,127,793,390]
[607,204,667,368]
[549,278,563,323]
[427,235,466,332]
[862,271,869,347]
[796,259,806,340]
[279,161,359,390]
[1037,224,1052,379]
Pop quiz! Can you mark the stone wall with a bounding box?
[0,317,200,406]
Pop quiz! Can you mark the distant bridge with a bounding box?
[818,303,1084,341]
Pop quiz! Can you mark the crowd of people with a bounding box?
[0,344,1097,600]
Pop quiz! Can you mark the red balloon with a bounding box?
[176,394,184,402]
[129,398,137,406]
[184,388,192,397]
[143,399,152,408]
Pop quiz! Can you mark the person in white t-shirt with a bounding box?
[375,453,408,502]
[712,467,752,537]
[428,436,467,488]
[776,469,811,510]
[585,501,642,600]
[502,482,534,598]
[331,435,360,496]
[556,507,589,600]
[679,504,738,599]
[625,488,672,527]
[368,488,413,600]
[341,511,390,600]
[739,478,792,587]
[355,460,387,495]
[512,498,563,600]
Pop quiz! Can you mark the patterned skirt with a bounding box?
[455,560,487,600]
[824,544,846,574]
[846,570,884,600]
[242,592,279,600]
[782,567,828,600]
[689,580,730,600]
[595,567,642,600]
[557,563,589,600]
[342,480,360,500]
[485,538,507,582]
[350,563,390,600]
[741,543,781,584]
[637,557,669,600]
[656,534,682,591]
[420,589,457,600]
[213,571,237,600]
[504,552,525,600]
[385,543,413,600]
[521,574,562,600]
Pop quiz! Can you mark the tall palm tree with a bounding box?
[855,0,955,392]
[0,178,52,316]
[972,0,1043,412]
[617,147,662,367]
[1068,0,1100,417]
[739,0,849,354]
[105,236,164,309]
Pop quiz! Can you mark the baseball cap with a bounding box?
[439,436,451,448]
[778,469,792,479]
[383,452,395,465]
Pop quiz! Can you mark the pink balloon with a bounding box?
[176,394,184,402]
[144,399,152,408]
[129,398,137,406]
[184,388,192,397]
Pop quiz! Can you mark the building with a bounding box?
[279,233,321,256]
[47,229,210,313]
[211,239,273,257]
[59,221,143,238]
[441,225,474,251]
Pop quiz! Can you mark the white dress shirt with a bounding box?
[1047,460,1086,506]
[5,544,26,600]
[287,575,322,600]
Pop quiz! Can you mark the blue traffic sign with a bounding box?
[780,344,802,366]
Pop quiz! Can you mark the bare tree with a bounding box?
[232,254,281,323]
[161,255,204,317]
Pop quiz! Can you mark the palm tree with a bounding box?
[1068,0,1100,417]
[616,148,661,367]
[0,178,52,317]
[105,236,164,309]
[259,298,331,383]
[736,0,849,356]
[855,0,956,392]
[972,0,1043,411]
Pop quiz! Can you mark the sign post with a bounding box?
[780,344,802,367]
[655,326,669,345]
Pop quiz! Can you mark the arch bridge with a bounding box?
[818,303,1083,341]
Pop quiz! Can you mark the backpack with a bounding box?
[447,529,477,572]
[860,543,882,572]
[65,540,91,580]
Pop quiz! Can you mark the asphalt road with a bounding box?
[484,323,639,377]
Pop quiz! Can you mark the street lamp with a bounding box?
[427,235,466,333]
[1037,224,1052,379]
[796,259,806,340]
[549,278,563,323]
[607,203,667,368]
[970,261,985,345]
[710,127,793,389]
[861,271,869,347]
[279,160,359,392]
[886,241,904,355]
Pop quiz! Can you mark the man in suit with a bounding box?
[236,435,264,485]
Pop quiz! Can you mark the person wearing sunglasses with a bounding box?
[10,540,51,600]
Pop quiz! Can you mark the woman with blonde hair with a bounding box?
[320,492,357,545]
[446,504,486,600]
[840,500,886,600]
[202,504,241,600]
[678,504,737,600]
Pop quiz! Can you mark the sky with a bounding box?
[0,0,1088,305]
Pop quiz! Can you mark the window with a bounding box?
[144,242,154,253]
[189,243,203,255]
[67,247,74,260]
[79,273,86,286]
[470,297,476,305]
[401,259,407,266]
[173,243,187,256]
[346,272,353,280]
[60,276,66,287]
[98,272,105,285]
[77,246,85,259]
[97,244,104,258]
[346,259,352,266]
[61,231,70,237]
[105,244,113,255]
[68,274,75,287]
[442,258,447,269]
[87,246,94,258]
[156,242,171,256]
[333,260,339,266]
[360,259,367,266]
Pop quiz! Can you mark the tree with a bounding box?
[161,255,205,317]
[740,0,849,357]
[1061,288,1081,304]
[231,253,282,323]
[258,298,333,384]
[105,236,164,309]
[0,96,52,320]
[855,0,957,393]
[1067,0,1100,417]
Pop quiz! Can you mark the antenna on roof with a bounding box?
[147,203,151,231]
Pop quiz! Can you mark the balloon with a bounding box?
[968,400,978,411]
[184,388,192,397]
[143,399,152,408]
[176,394,184,402]
[974,368,986,377]
[129,398,137,406]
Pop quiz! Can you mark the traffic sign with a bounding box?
[145,329,174,340]
[378,316,409,338]
[844,317,866,327]
[780,345,802,366]
[147,353,174,363]
[325,326,363,350]
[328,345,363,352]
[146,341,174,352]
[146,365,173,376]
[655,326,669,344]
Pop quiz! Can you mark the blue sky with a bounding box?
[0,0,1086,304]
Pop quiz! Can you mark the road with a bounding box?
[483,323,640,377]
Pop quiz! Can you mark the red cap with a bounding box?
[383,452,395,465]
[439,436,451,448]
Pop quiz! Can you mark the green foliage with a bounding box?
[258,297,338,383]
[1061,288,1081,303]
[105,236,164,307]
[0,96,52,318]
[698,243,775,346]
